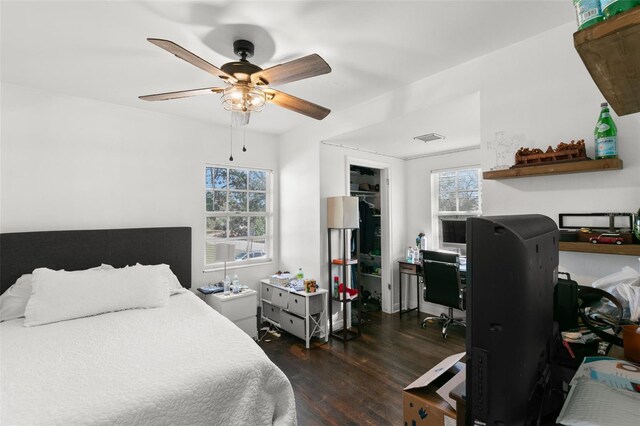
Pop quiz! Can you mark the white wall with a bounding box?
[475,23,640,285]
[319,144,406,312]
[277,135,321,278]
[401,22,640,314]
[405,148,481,316]
[1,83,280,291]
[280,22,640,318]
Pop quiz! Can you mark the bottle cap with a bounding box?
[601,102,608,107]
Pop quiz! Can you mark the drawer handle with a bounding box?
[294,299,298,304]
[290,320,293,324]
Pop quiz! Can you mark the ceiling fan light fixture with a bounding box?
[231,110,250,127]
[221,85,266,113]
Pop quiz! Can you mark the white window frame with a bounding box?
[205,164,273,268]
[430,165,482,254]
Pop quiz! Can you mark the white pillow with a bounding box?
[23,266,169,327]
[0,264,114,322]
[135,263,186,294]
[0,274,34,322]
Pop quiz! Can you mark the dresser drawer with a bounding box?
[288,292,324,317]
[219,293,257,323]
[280,311,305,340]
[271,287,289,309]
[399,263,418,275]
[287,293,306,317]
[262,301,281,324]
[261,283,274,302]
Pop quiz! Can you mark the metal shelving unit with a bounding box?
[328,227,362,341]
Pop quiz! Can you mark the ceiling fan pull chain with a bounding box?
[242,127,247,152]
[229,122,234,162]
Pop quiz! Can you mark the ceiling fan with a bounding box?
[139,38,332,121]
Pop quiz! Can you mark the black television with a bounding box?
[465,214,559,425]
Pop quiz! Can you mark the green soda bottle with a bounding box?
[601,0,640,19]
[594,102,618,159]
[574,0,604,30]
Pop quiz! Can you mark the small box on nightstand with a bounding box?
[204,289,258,339]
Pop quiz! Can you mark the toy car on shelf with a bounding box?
[589,233,625,245]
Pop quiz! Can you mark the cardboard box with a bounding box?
[403,352,465,426]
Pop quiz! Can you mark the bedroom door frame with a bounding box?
[345,157,393,314]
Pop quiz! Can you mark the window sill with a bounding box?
[203,259,273,273]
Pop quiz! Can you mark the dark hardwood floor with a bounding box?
[259,311,465,425]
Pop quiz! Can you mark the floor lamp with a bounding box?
[215,242,236,280]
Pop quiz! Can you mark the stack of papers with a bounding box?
[562,329,600,344]
[556,357,640,425]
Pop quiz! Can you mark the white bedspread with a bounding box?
[0,291,296,426]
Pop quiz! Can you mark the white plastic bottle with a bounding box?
[232,274,240,294]
[420,234,427,250]
[223,275,231,295]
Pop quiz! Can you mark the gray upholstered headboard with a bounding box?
[0,227,192,294]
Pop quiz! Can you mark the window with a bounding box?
[205,166,271,266]
[431,167,482,254]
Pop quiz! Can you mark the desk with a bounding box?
[398,258,467,318]
[398,260,422,318]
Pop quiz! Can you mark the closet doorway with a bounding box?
[346,158,392,314]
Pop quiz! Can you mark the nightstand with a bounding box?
[204,289,258,339]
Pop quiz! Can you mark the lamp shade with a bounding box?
[214,243,236,262]
[327,196,360,229]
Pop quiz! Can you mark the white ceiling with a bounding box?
[325,91,481,159]
[1,1,574,138]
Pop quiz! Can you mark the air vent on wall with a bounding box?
[413,133,445,142]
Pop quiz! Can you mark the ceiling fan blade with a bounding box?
[147,38,236,82]
[264,89,330,120]
[139,87,224,101]
[251,54,331,87]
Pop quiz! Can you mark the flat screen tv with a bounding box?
[465,214,559,425]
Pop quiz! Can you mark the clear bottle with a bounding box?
[223,275,231,295]
[296,268,304,281]
[594,102,618,159]
[232,274,240,294]
[333,276,339,296]
[574,0,604,30]
[601,0,640,18]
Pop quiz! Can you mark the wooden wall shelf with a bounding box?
[574,7,640,116]
[482,158,622,180]
[560,241,640,256]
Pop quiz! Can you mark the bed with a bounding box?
[0,227,296,426]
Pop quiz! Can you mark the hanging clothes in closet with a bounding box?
[359,199,375,254]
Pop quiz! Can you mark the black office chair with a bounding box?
[420,250,466,339]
